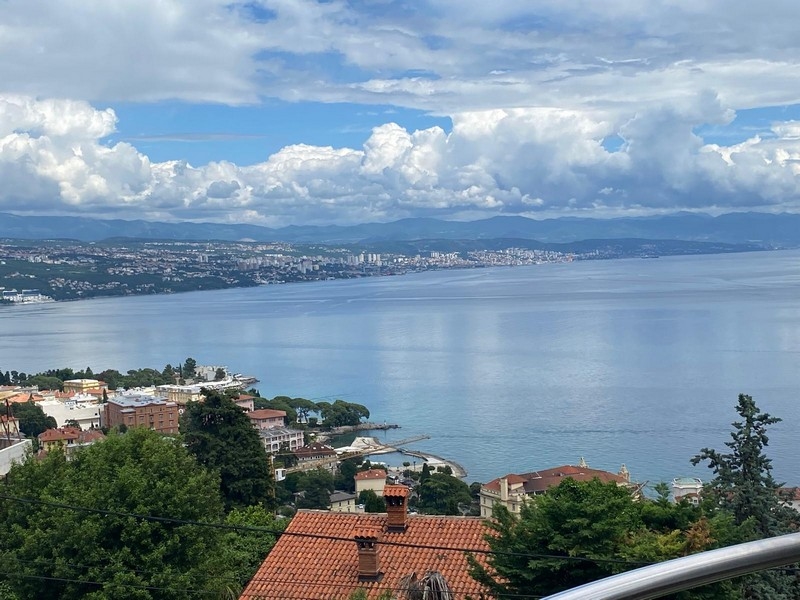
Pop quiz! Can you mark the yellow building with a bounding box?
[63,379,107,394]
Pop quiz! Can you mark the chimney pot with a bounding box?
[384,484,409,532]
[354,527,382,581]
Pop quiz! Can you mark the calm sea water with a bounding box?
[2,250,799,487]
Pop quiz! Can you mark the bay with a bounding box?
[2,250,799,487]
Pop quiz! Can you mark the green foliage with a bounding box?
[691,393,798,598]
[10,401,57,438]
[334,458,359,493]
[416,472,471,515]
[468,478,728,599]
[358,489,386,513]
[294,469,335,510]
[219,505,286,595]
[20,374,64,391]
[180,390,275,511]
[0,428,231,600]
[692,394,792,536]
[315,400,369,428]
[182,357,197,379]
[253,396,297,423]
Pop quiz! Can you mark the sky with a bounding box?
[2,1,800,227]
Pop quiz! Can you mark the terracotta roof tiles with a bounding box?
[354,469,388,481]
[239,511,492,600]
[248,409,287,420]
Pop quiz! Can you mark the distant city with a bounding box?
[0,236,762,303]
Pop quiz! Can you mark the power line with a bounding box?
[0,556,542,600]
[0,492,649,566]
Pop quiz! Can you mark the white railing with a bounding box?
[543,532,800,600]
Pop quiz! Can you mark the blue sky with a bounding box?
[2,0,800,226]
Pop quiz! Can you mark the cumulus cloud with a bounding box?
[4,94,800,224]
[4,2,800,222]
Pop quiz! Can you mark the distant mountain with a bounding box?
[1,212,799,246]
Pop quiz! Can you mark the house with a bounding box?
[355,468,389,497]
[672,477,704,505]
[38,427,105,455]
[239,485,492,600]
[479,459,634,517]
[778,487,800,512]
[233,394,255,412]
[247,409,287,430]
[330,490,359,513]
[294,442,338,471]
[258,426,305,454]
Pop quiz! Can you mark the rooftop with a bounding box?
[355,468,389,481]
[239,511,491,600]
[108,394,173,408]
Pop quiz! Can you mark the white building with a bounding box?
[671,477,703,504]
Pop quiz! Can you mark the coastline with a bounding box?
[320,426,469,480]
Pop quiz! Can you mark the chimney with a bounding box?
[354,527,382,581]
[500,476,509,503]
[384,484,409,532]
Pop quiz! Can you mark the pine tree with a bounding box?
[180,389,275,511]
[691,393,798,599]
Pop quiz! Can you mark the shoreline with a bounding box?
[318,425,469,480]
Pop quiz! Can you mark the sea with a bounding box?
[2,249,799,488]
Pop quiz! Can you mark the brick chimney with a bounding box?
[354,527,382,581]
[384,484,409,532]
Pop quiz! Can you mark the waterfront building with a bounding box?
[239,485,491,600]
[247,408,287,429]
[479,459,634,518]
[102,394,179,433]
[294,441,337,472]
[671,477,704,505]
[258,426,305,453]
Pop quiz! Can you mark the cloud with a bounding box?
[3,2,800,223]
[4,94,800,225]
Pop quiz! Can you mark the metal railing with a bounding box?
[543,532,800,600]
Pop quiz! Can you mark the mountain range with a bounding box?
[1,212,799,247]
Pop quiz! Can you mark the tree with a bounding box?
[287,397,318,423]
[295,469,335,509]
[220,504,286,595]
[10,401,57,438]
[468,478,727,599]
[316,400,369,428]
[214,367,226,381]
[0,428,232,600]
[692,394,792,536]
[692,393,798,599]
[182,357,197,379]
[358,489,386,513]
[416,473,471,515]
[180,390,275,511]
[335,459,359,493]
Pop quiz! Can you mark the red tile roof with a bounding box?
[483,464,629,495]
[355,469,389,481]
[294,442,336,459]
[239,511,492,600]
[38,427,81,443]
[247,409,287,420]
